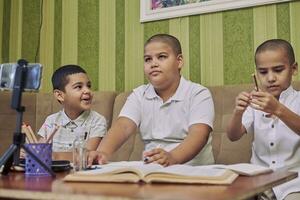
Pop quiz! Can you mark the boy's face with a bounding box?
[144,41,183,90]
[255,48,298,98]
[54,72,93,118]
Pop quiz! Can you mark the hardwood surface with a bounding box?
[0,169,297,200]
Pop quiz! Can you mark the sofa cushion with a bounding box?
[91,91,118,128]
[209,84,254,164]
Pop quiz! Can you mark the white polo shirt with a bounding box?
[38,110,107,152]
[242,85,300,200]
[119,76,215,166]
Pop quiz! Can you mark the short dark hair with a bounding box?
[52,65,86,91]
[255,39,295,65]
[144,34,182,56]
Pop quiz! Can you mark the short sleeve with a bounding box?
[37,123,47,138]
[188,88,215,129]
[88,112,107,138]
[119,91,141,126]
[242,106,254,134]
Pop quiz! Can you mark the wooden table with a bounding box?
[0,169,297,200]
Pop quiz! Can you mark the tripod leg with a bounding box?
[22,144,55,177]
[0,144,17,175]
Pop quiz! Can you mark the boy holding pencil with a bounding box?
[37,65,107,161]
[226,39,300,200]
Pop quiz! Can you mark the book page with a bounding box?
[148,165,227,177]
[144,165,238,184]
[73,161,163,178]
[211,163,272,176]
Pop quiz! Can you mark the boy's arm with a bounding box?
[226,91,250,141]
[226,110,247,141]
[87,117,137,165]
[98,117,137,154]
[143,123,211,166]
[170,123,211,164]
[86,137,102,151]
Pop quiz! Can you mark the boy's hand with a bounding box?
[250,91,281,115]
[234,91,251,114]
[87,150,109,167]
[143,148,177,167]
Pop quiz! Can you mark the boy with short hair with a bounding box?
[38,65,107,160]
[88,34,215,167]
[227,39,300,200]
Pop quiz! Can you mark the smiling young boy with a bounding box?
[88,34,215,167]
[227,39,300,200]
[37,65,107,161]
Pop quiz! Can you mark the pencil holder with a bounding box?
[24,143,52,176]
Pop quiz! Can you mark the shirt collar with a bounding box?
[60,110,90,127]
[279,85,294,102]
[144,76,187,102]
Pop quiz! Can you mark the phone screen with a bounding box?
[0,63,42,91]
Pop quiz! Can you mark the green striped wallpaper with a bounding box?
[1,0,300,92]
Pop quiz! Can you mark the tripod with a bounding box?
[0,59,55,177]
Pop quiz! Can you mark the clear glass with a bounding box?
[72,135,87,171]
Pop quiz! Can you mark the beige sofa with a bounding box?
[1,82,300,164]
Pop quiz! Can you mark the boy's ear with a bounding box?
[177,54,184,71]
[292,62,298,76]
[53,89,64,103]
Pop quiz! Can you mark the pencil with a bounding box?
[22,125,35,143]
[45,124,60,143]
[26,124,38,143]
[252,73,259,91]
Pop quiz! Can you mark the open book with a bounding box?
[64,161,239,184]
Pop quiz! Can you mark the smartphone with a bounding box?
[0,63,42,91]
[252,73,259,91]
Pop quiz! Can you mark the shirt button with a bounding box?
[272,161,276,164]
[270,142,274,146]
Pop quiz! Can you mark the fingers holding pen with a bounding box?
[235,92,251,112]
[250,91,280,114]
[143,148,175,167]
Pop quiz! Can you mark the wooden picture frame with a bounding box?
[140,0,292,22]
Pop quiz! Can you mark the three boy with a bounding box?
[36,35,300,199]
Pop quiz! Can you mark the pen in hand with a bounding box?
[143,144,162,163]
[143,156,150,163]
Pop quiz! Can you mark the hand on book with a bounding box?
[143,148,177,167]
[87,150,109,166]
